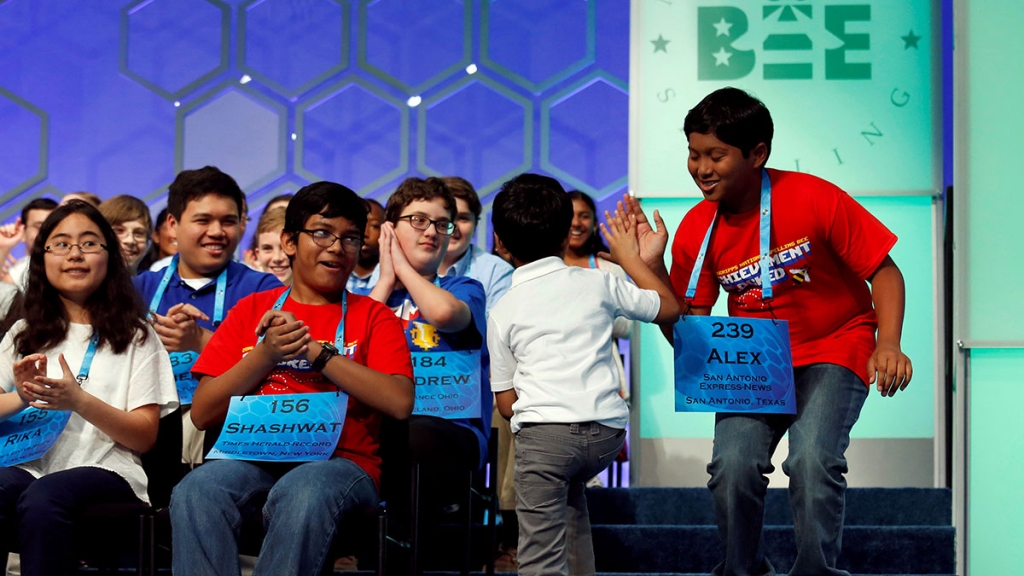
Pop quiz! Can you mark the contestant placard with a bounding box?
[169,350,198,404]
[206,392,347,462]
[0,408,71,467]
[674,317,795,414]
[411,350,482,419]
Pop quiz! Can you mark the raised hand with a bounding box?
[0,219,24,253]
[621,194,669,270]
[600,209,640,265]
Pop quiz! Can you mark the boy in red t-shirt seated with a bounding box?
[628,87,912,576]
[169,182,414,576]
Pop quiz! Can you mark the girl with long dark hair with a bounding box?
[0,201,178,574]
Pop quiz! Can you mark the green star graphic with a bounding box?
[902,30,922,50]
[651,34,670,53]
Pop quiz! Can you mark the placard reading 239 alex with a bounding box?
[673,316,796,414]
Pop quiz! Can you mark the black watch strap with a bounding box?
[311,342,339,372]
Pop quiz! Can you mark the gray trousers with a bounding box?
[514,422,625,576]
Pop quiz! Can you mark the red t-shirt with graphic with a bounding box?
[669,169,897,385]
[193,287,413,486]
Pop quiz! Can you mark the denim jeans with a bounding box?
[707,363,868,576]
[0,466,138,575]
[514,422,625,576]
[170,457,378,576]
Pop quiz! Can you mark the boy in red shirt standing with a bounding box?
[169,182,414,576]
[630,87,913,576]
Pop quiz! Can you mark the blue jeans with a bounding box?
[707,364,868,576]
[170,457,378,576]
[514,422,625,576]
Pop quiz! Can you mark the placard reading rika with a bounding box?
[411,350,482,419]
[207,392,348,462]
[0,408,72,467]
[674,316,795,414]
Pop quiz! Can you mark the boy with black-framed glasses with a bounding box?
[354,176,491,536]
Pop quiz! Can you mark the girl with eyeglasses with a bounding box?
[0,201,178,574]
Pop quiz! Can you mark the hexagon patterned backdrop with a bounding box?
[0,0,629,255]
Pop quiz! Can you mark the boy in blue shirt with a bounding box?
[134,166,279,464]
[355,177,491,538]
[487,174,679,576]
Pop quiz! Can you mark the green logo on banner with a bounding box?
[698,3,872,81]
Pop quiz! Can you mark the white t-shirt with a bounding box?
[487,257,660,433]
[0,321,179,504]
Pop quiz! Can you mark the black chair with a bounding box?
[78,407,183,575]
[408,432,499,576]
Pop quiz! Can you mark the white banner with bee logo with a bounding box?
[629,0,938,198]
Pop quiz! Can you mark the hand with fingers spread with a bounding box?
[257,309,312,365]
[23,354,87,412]
[151,303,211,353]
[13,354,47,406]
[600,209,640,266]
[620,194,669,270]
[868,341,913,397]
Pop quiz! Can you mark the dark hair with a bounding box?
[363,197,384,214]
[492,174,572,263]
[154,207,169,230]
[264,193,294,212]
[566,190,608,256]
[683,87,774,160]
[442,176,481,220]
[285,182,368,236]
[166,166,244,222]
[21,198,58,225]
[16,201,148,356]
[383,177,456,224]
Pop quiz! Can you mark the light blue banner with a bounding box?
[674,316,796,414]
[207,392,348,462]
[412,350,482,419]
[0,408,71,467]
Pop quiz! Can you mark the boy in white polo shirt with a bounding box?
[487,174,680,576]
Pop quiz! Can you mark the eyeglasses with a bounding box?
[45,241,107,256]
[397,214,456,236]
[112,226,148,244]
[299,229,362,252]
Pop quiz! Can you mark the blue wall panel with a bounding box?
[0,0,629,256]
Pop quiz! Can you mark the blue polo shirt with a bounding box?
[440,244,513,317]
[134,260,281,332]
[353,275,492,469]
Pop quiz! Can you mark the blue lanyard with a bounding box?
[686,169,774,302]
[588,254,597,269]
[77,332,99,383]
[148,254,228,325]
[258,288,348,349]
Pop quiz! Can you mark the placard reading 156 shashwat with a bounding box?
[673,317,796,414]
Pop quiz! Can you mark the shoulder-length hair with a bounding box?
[15,201,149,356]
[567,190,609,256]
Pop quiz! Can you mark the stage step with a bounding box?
[412,487,955,575]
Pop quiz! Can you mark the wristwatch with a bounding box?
[311,342,340,372]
